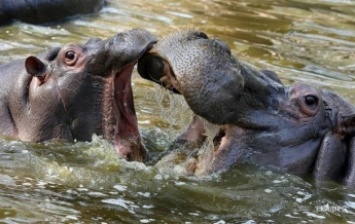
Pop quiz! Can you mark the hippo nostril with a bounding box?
[195,31,208,39]
[186,31,209,41]
[214,39,231,56]
[138,54,165,82]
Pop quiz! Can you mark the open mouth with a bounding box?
[103,63,146,162]
[138,52,232,173]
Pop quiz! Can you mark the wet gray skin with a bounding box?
[0,28,157,162]
[0,0,104,25]
[138,30,355,183]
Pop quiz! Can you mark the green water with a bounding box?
[1,0,355,223]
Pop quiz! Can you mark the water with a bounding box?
[1,0,355,223]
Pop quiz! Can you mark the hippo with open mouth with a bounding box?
[0,28,157,162]
[138,30,355,183]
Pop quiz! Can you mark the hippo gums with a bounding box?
[0,28,157,162]
[138,30,355,184]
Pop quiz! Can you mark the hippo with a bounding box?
[0,28,157,162]
[138,30,355,184]
[0,0,104,25]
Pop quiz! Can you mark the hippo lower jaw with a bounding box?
[176,118,234,176]
[103,62,147,162]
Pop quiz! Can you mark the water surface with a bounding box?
[1,0,355,223]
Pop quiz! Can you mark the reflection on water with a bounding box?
[1,0,355,223]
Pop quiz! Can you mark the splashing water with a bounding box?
[2,0,355,222]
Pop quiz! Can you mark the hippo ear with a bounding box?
[25,56,47,78]
[339,114,355,135]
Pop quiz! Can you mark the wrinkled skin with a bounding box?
[138,30,355,183]
[0,0,104,25]
[0,28,157,162]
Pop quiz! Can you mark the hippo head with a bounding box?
[138,30,355,183]
[7,28,157,161]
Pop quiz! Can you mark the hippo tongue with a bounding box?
[108,63,145,161]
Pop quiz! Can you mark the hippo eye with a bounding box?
[305,95,318,107]
[295,94,320,116]
[65,50,75,60]
[64,50,79,66]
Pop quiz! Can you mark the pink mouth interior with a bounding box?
[109,64,143,161]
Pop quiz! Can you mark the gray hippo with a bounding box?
[0,28,157,162]
[138,30,355,184]
[0,0,104,25]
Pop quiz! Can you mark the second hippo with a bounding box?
[138,30,355,184]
